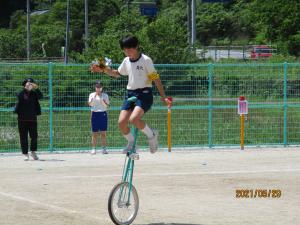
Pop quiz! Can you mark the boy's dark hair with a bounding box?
[119,35,139,49]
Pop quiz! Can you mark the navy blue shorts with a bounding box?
[91,111,108,132]
[121,88,153,113]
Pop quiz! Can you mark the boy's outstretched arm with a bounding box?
[90,65,121,78]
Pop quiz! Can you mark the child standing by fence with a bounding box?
[14,78,43,160]
[88,81,109,154]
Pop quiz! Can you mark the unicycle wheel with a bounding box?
[108,182,139,225]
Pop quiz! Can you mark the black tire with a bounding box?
[108,182,139,225]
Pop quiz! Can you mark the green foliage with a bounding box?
[31,23,65,57]
[88,0,120,37]
[139,7,197,63]
[287,32,300,57]
[0,0,300,61]
[247,0,300,55]
[196,3,238,45]
[0,29,26,58]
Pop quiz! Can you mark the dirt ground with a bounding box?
[0,147,299,225]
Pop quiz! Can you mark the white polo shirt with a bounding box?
[88,92,109,112]
[118,54,156,90]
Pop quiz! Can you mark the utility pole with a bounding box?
[26,0,31,60]
[191,0,196,48]
[84,0,88,50]
[187,0,191,45]
[64,0,70,64]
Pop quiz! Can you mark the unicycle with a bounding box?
[108,96,139,225]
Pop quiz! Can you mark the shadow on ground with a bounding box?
[38,159,65,162]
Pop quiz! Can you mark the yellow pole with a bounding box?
[240,114,245,150]
[167,107,171,152]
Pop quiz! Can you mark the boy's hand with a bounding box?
[163,97,173,107]
[90,57,112,74]
[90,64,104,73]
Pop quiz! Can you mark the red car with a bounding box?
[251,45,273,59]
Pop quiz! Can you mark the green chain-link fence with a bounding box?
[1,62,300,153]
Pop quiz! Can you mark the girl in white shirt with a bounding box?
[88,81,109,154]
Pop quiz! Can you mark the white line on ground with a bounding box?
[0,191,106,222]
[60,168,300,179]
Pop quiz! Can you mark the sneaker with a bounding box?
[148,129,159,154]
[30,151,39,160]
[91,149,96,155]
[102,148,108,154]
[122,141,134,154]
[23,154,29,161]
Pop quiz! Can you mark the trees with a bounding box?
[251,0,300,55]
[0,29,26,58]
[196,3,238,45]
[0,0,299,61]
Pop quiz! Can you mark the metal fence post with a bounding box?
[48,62,54,151]
[208,63,213,148]
[283,62,288,146]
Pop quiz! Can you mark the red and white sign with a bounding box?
[238,96,248,115]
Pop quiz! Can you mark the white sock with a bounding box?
[141,124,154,139]
[124,132,134,143]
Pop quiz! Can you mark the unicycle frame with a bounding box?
[120,126,138,204]
[116,95,139,212]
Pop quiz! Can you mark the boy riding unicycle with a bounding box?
[91,35,169,153]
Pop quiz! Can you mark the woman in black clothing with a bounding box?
[14,78,43,160]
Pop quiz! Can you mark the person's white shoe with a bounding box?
[23,154,29,161]
[91,149,96,155]
[148,129,159,154]
[30,151,39,160]
[102,148,108,154]
[122,142,134,154]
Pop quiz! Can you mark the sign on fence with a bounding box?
[238,96,248,115]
